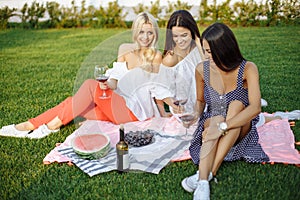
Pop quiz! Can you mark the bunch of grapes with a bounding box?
[124,129,155,147]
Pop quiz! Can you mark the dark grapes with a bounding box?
[124,129,155,147]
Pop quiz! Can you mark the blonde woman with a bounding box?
[0,12,163,139]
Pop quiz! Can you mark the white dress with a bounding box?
[155,47,202,111]
[107,62,165,121]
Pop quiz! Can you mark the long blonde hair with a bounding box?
[132,12,159,70]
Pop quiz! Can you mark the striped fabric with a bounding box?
[56,118,192,176]
[58,133,190,176]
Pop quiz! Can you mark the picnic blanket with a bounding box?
[257,118,300,164]
[44,117,195,176]
[43,117,300,176]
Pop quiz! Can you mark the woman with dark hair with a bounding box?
[163,10,201,56]
[181,23,269,200]
[155,10,205,116]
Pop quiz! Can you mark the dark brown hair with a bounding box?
[202,23,245,71]
[163,10,201,56]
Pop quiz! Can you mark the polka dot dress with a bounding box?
[189,60,269,165]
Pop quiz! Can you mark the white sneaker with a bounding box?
[274,110,300,120]
[261,98,268,107]
[181,171,213,193]
[193,180,210,200]
[27,124,59,139]
[0,124,29,138]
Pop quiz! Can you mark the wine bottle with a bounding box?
[116,124,129,173]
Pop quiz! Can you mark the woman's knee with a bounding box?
[79,79,98,92]
[83,79,97,87]
[226,100,244,119]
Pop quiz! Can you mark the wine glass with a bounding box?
[94,65,110,99]
[179,104,197,140]
[173,79,188,108]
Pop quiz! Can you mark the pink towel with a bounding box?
[257,119,300,164]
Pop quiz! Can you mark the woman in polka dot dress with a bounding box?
[182,23,269,200]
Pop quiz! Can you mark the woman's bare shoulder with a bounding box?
[117,43,136,61]
[118,43,136,55]
[244,61,258,74]
[195,62,204,75]
[154,50,162,61]
[162,52,178,67]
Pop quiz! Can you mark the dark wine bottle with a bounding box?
[116,124,129,173]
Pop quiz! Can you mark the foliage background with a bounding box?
[0,0,299,29]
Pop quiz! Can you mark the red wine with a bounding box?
[96,76,108,82]
[174,99,187,106]
[179,114,194,127]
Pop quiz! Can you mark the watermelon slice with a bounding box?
[72,133,111,160]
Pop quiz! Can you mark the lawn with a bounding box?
[0,26,299,200]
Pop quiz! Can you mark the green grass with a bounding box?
[0,26,299,200]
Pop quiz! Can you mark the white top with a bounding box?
[106,61,128,80]
[108,62,168,121]
[156,47,202,110]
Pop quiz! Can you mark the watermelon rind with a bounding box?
[71,133,111,160]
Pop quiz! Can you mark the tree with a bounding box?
[0,6,17,29]
[133,3,148,15]
[20,3,29,28]
[59,0,79,28]
[85,5,97,27]
[280,0,300,25]
[46,1,61,28]
[96,1,127,28]
[217,0,234,24]
[149,0,162,19]
[233,0,261,26]
[78,0,87,27]
[199,0,209,25]
[20,1,46,29]
[28,1,46,29]
[265,0,281,26]
[173,0,192,11]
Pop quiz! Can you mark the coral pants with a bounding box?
[29,79,138,128]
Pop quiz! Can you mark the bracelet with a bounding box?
[221,131,228,136]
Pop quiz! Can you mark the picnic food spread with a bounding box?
[124,129,155,147]
[72,133,110,160]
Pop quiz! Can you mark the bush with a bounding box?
[2,0,299,29]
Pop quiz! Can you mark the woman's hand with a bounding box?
[161,112,173,118]
[202,115,225,142]
[99,82,109,90]
[105,79,117,90]
[202,125,222,142]
[170,104,184,114]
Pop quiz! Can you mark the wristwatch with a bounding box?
[218,122,228,136]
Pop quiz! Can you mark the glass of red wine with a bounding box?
[94,65,110,99]
[173,99,188,107]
